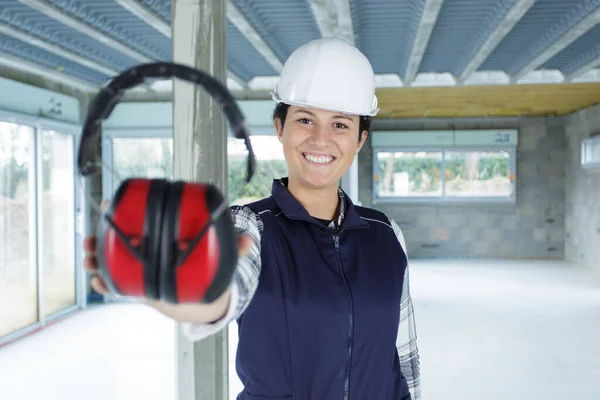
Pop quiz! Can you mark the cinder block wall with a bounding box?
[358,117,566,259]
[565,104,600,271]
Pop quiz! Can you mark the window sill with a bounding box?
[372,197,517,207]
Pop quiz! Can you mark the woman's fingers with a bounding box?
[83,254,98,273]
[91,276,108,295]
[83,236,96,254]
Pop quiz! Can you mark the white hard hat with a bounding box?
[271,37,379,116]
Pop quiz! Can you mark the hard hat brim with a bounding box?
[271,92,379,117]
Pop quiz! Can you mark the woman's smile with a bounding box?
[302,151,336,166]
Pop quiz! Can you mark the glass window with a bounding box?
[228,135,286,205]
[0,121,37,337]
[444,151,511,197]
[111,135,286,205]
[582,138,600,166]
[374,148,515,202]
[112,138,173,192]
[40,129,76,316]
[375,151,442,197]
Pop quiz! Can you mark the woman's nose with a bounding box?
[311,124,331,143]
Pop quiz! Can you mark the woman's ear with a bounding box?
[357,130,369,152]
[275,117,284,143]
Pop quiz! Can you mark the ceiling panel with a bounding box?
[230,0,320,65]
[0,0,599,100]
[45,0,171,60]
[138,0,171,23]
[480,0,599,74]
[350,0,422,78]
[420,0,513,76]
[0,0,140,72]
[227,20,279,81]
[0,31,110,84]
[541,23,600,75]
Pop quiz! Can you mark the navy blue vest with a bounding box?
[235,181,410,400]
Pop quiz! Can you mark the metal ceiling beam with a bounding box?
[403,0,444,86]
[0,22,119,77]
[567,57,600,81]
[511,7,600,83]
[0,51,99,92]
[17,0,153,63]
[112,0,250,86]
[227,0,283,72]
[309,0,355,46]
[119,88,274,102]
[227,71,247,88]
[113,0,172,37]
[457,0,537,83]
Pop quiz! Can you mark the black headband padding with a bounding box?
[159,181,185,304]
[143,179,170,300]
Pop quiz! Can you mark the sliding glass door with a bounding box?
[39,129,76,317]
[0,121,37,338]
[0,117,81,343]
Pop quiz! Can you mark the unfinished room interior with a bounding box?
[1,0,599,399]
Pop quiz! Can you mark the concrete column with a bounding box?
[341,154,360,205]
[172,1,229,400]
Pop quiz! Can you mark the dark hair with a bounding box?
[272,103,371,142]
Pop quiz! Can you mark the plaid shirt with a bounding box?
[183,179,421,399]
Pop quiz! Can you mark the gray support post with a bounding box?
[341,155,359,205]
[172,1,229,400]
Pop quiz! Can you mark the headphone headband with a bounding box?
[77,62,256,181]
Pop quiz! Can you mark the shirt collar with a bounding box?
[272,177,368,231]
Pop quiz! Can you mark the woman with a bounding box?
[84,37,421,399]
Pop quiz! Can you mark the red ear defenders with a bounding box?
[77,62,256,304]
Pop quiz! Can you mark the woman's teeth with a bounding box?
[304,153,334,164]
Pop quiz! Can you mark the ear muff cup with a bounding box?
[143,179,170,301]
[95,180,129,296]
[157,182,239,304]
[95,178,238,304]
[96,178,158,298]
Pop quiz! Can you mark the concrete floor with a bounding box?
[0,259,599,400]
[411,259,600,400]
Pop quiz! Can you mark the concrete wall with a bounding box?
[565,104,600,271]
[359,117,566,259]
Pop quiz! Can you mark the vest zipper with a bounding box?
[333,233,353,400]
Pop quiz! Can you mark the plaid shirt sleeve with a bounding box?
[389,217,422,400]
[181,205,263,341]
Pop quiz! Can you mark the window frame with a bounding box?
[372,145,517,205]
[101,128,174,198]
[101,126,280,197]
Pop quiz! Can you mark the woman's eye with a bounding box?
[298,118,312,124]
[334,123,349,129]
